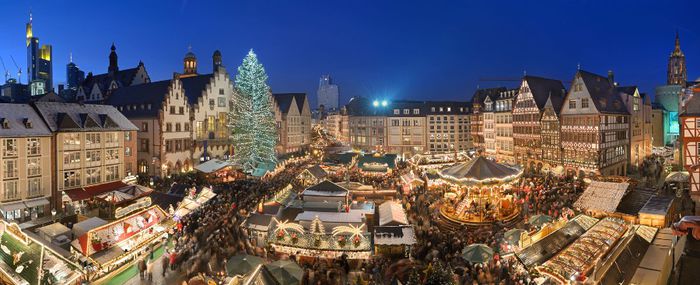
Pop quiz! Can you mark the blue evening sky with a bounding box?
[1,0,699,106]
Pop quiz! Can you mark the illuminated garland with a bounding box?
[229,49,278,172]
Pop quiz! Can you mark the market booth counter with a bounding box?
[0,221,84,285]
[70,205,167,281]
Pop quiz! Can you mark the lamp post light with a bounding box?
[51,208,57,222]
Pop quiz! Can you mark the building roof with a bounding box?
[578,70,630,115]
[294,211,364,224]
[471,87,507,105]
[615,187,655,216]
[302,181,349,197]
[424,101,471,114]
[304,165,328,180]
[598,230,652,285]
[194,158,236,173]
[273,93,307,114]
[243,264,280,285]
[0,103,52,137]
[180,74,214,105]
[378,201,409,226]
[245,213,274,231]
[574,181,629,213]
[681,94,700,117]
[357,153,397,172]
[33,102,138,132]
[524,75,567,112]
[516,219,588,270]
[439,156,521,183]
[106,79,172,118]
[82,66,142,97]
[374,226,417,245]
[639,195,675,215]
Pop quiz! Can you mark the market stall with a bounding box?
[573,180,629,216]
[70,206,167,279]
[173,187,216,220]
[195,159,242,182]
[0,221,84,285]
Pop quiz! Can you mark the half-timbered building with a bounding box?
[560,70,630,177]
[540,95,565,168]
[681,93,700,205]
[512,76,566,170]
[470,88,505,154]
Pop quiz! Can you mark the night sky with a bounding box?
[1,1,699,106]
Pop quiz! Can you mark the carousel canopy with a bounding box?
[439,156,521,184]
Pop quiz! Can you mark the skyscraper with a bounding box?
[317,74,339,110]
[26,12,53,94]
[667,31,686,87]
[65,53,84,99]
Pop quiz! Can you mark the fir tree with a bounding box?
[406,269,422,285]
[425,261,455,285]
[229,49,278,171]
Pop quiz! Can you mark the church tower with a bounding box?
[183,46,197,76]
[667,32,687,86]
[108,43,119,74]
[212,50,222,72]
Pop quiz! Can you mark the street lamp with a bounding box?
[51,208,57,222]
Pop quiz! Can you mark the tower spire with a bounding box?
[69,52,73,63]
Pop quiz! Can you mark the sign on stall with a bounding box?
[115,197,152,219]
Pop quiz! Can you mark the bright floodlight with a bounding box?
[381,100,388,107]
[373,100,379,107]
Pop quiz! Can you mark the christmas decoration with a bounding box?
[229,49,278,172]
[425,261,455,285]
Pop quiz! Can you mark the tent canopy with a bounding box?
[195,159,236,174]
[72,217,108,238]
[574,181,629,213]
[378,201,409,226]
[439,156,521,184]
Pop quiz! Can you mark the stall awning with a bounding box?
[573,181,629,213]
[63,181,129,202]
[0,201,26,212]
[24,197,50,208]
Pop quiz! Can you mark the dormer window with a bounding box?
[0,118,8,129]
[23,118,32,129]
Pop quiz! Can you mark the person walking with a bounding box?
[146,257,154,281]
[161,250,170,277]
[138,257,146,280]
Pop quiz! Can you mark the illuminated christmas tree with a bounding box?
[230,49,278,172]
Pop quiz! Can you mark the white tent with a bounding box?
[378,201,409,226]
[72,217,108,238]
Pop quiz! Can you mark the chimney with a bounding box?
[607,70,615,86]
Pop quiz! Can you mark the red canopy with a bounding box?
[64,181,129,201]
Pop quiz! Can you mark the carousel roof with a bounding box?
[439,156,521,183]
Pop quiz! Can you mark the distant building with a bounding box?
[65,54,85,100]
[617,84,653,169]
[317,75,339,110]
[655,85,681,145]
[651,103,668,147]
[425,101,471,154]
[494,88,518,164]
[667,32,687,87]
[470,87,506,154]
[76,44,150,103]
[26,13,53,94]
[386,101,426,157]
[0,79,29,102]
[273,93,312,154]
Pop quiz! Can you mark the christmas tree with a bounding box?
[425,261,455,285]
[229,49,278,172]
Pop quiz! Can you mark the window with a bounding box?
[86,150,101,162]
[218,97,226,107]
[569,100,577,109]
[105,132,118,144]
[392,120,400,127]
[86,168,101,185]
[170,106,176,114]
[63,133,81,146]
[141,122,148,132]
[184,123,190,132]
[125,132,131,141]
[63,152,81,165]
[27,158,40,176]
[413,109,420,115]
[3,181,18,201]
[3,160,17,178]
[125,146,132,157]
[27,178,41,197]
[219,88,224,95]
[86,133,101,146]
[581,98,589,109]
[393,109,400,115]
[176,123,181,132]
[63,171,80,188]
[447,107,451,112]
[209,99,215,107]
[105,165,119,181]
[105,149,119,161]
[403,109,409,115]
[166,123,172,132]
[2,139,17,157]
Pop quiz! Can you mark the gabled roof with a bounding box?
[378,201,409,226]
[33,102,138,132]
[304,165,328,180]
[302,180,349,197]
[523,75,566,111]
[681,94,700,117]
[471,87,507,105]
[82,66,141,97]
[0,103,52,137]
[577,70,630,115]
[273,93,302,114]
[106,79,172,118]
[180,74,214,105]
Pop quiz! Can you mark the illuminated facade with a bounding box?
[667,32,687,87]
[681,94,700,206]
[470,87,505,154]
[26,13,53,94]
[494,89,517,164]
[560,70,630,176]
[426,101,471,154]
[273,93,312,154]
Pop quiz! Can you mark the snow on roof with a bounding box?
[378,201,409,226]
[195,158,235,173]
[72,217,108,238]
[374,226,417,245]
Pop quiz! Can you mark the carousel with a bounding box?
[437,156,523,227]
